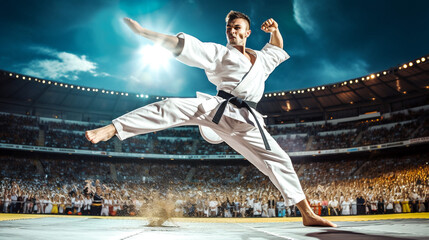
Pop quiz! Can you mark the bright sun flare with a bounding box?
[137,44,173,71]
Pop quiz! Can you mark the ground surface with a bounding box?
[1,213,428,240]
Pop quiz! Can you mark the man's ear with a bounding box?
[245,29,251,38]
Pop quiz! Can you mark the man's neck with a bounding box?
[232,44,246,54]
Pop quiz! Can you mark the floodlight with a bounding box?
[137,44,173,71]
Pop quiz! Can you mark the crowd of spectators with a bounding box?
[44,130,116,152]
[275,135,308,152]
[0,126,38,146]
[0,114,39,146]
[310,132,357,150]
[195,141,239,155]
[302,154,428,216]
[1,152,427,218]
[1,108,428,218]
[0,108,428,154]
[359,121,419,146]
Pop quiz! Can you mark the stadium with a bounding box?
[1,52,428,239]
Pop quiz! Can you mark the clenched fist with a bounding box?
[261,18,279,33]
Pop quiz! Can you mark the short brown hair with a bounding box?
[225,10,251,29]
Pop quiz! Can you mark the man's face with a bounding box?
[226,18,251,46]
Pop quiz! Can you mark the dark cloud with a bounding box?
[271,0,429,92]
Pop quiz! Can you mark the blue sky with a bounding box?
[1,0,428,97]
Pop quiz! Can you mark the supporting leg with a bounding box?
[216,118,336,227]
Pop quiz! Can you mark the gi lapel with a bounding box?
[231,49,264,103]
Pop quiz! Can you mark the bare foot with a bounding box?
[296,199,337,227]
[85,124,117,144]
[302,213,337,227]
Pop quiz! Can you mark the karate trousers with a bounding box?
[112,97,306,206]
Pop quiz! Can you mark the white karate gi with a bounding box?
[112,33,306,206]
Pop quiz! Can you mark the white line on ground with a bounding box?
[236,223,296,240]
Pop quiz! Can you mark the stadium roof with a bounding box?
[1,55,428,122]
[258,55,429,123]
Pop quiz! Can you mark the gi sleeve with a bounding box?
[175,33,226,72]
[259,43,290,76]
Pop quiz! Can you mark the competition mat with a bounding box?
[1,213,428,240]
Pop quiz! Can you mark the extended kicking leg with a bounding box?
[86,98,204,143]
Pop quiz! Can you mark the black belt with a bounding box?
[212,90,271,150]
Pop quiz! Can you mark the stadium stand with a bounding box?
[0,55,428,217]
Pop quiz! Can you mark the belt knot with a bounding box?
[212,90,271,150]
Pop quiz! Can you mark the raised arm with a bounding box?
[123,17,183,56]
[261,18,283,49]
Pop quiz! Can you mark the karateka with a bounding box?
[86,10,336,227]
